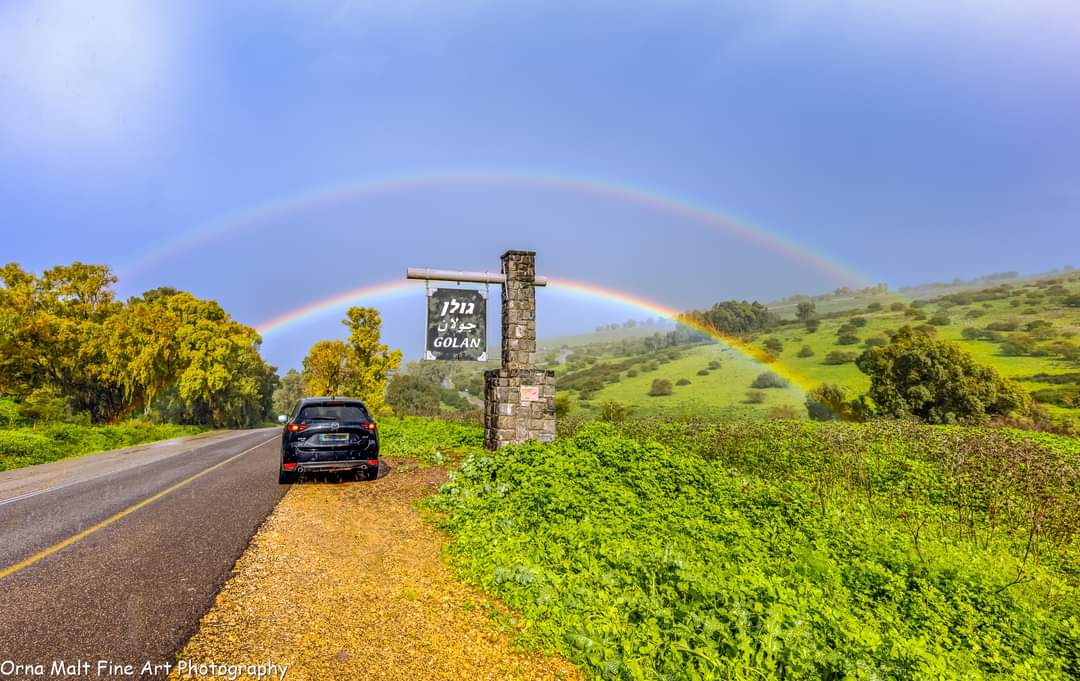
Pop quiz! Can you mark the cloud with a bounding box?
[0,1,183,156]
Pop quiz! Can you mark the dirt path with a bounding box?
[172,461,581,681]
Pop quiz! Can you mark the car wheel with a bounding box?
[366,465,379,481]
[278,469,297,484]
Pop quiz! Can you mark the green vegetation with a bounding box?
[0,421,204,471]
[301,307,402,414]
[375,415,482,463]
[0,262,276,428]
[431,419,1080,680]
[857,327,1030,423]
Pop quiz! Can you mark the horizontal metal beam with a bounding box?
[406,267,548,286]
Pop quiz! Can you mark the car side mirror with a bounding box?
[278,415,288,424]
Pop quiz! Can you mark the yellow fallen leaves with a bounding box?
[172,463,582,681]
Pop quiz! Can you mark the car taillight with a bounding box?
[360,423,377,431]
[282,463,297,471]
[288,424,308,432]
[367,459,378,466]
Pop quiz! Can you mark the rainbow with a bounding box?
[117,168,873,288]
[254,276,815,392]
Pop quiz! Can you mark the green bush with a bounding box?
[750,371,789,389]
[796,345,814,357]
[648,379,673,397]
[375,416,483,462]
[432,422,1080,680]
[744,389,766,403]
[823,350,859,365]
[697,369,710,376]
[675,378,691,386]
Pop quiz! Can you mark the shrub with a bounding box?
[866,302,883,312]
[675,378,691,386]
[598,400,631,423]
[697,369,710,376]
[626,369,639,378]
[804,319,821,333]
[849,316,867,327]
[889,302,907,311]
[913,324,937,336]
[648,379,673,397]
[707,360,721,370]
[823,351,859,365]
[744,389,766,404]
[836,333,859,345]
[863,335,888,348]
[856,326,1031,423]
[986,320,1019,332]
[554,395,572,418]
[760,351,779,363]
[797,345,814,358]
[751,371,789,389]
[929,313,951,326]
[762,337,784,354]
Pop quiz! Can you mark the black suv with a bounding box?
[278,397,379,484]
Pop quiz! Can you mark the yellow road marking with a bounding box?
[0,435,277,582]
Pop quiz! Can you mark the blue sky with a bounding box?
[2,1,1078,370]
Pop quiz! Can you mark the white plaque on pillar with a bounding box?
[521,386,540,402]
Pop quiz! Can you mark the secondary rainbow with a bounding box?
[118,168,874,289]
[254,276,815,392]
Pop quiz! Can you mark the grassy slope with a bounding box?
[577,344,806,418]
[552,276,1080,422]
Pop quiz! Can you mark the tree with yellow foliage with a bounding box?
[301,307,401,415]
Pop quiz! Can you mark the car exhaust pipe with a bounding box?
[296,465,304,473]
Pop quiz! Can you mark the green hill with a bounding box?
[546,272,1080,426]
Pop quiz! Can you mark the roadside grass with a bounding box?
[376,415,483,463]
[0,421,206,472]
[430,418,1080,680]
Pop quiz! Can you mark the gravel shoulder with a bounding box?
[172,460,582,681]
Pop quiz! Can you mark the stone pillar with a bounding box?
[483,250,557,450]
[501,250,537,368]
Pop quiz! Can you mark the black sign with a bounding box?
[425,288,487,361]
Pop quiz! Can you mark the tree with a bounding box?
[341,307,402,414]
[386,374,442,416]
[804,318,821,333]
[648,378,673,396]
[855,326,1031,423]
[273,369,306,416]
[796,301,817,322]
[303,340,352,396]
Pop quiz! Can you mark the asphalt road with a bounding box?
[0,429,286,680]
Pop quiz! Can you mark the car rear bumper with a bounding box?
[284,460,377,473]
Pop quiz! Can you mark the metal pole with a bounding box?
[406,267,548,286]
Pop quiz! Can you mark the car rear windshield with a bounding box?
[297,404,370,423]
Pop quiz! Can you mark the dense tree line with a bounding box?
[0,262,276,427]
[678,300,777,335]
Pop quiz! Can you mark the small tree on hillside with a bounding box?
[751,371,789,389]
[648,378,673,396]
[805,319,821,333]
[796,301,817,322]
[797,345,814,358]
[762,338,784,355]
[855,326,1030,423]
